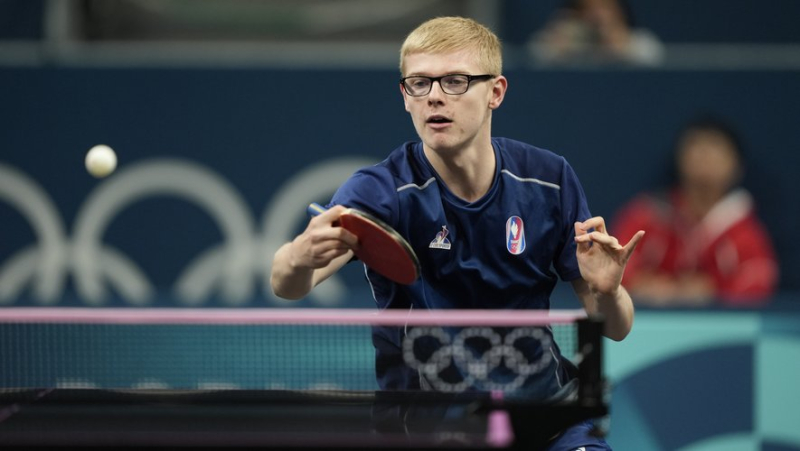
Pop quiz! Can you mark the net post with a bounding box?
[576,315,604,406]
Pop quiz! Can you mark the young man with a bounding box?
[272,16,643,450]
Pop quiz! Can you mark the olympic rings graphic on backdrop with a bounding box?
[0,157,377,307]
[401,326,554,392]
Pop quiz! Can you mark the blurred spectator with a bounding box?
[527,0,663,67]
[611,115,779,307]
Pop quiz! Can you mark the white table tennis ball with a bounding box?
[85,144,117,178]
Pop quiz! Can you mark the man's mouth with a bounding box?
[426,115,452,124]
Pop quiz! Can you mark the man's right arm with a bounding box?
[269,205,358,300]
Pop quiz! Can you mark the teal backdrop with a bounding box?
[606,306,800,450]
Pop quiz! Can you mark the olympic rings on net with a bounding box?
[401,326,554,392]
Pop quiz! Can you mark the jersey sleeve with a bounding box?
[329,165,399,226]
[553,159,592,281]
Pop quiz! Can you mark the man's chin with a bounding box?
[422,135,462,154]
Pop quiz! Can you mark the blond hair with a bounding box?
[399,16,502,76]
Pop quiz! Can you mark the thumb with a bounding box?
[621,230,645,260]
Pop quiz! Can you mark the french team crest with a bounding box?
[506,216,526,255]
[429,225,452,250]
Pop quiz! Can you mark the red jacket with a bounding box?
[612,188,779,306]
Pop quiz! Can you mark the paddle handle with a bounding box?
[307,202,327,217]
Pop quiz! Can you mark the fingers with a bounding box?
[574,218,645,265]
[308,205,359,248]
[574,221,591,252]
[313,227,359,251]
[309,246,351,267]
[296,231,355,269]
[576,216,607,234]
[575,230,623,249]
[574,217,626,250]
[574,217,611,246]
[621,230,645,259]
[294,206,360,269]
[311,204,346,225]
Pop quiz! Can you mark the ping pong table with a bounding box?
[0,387,606,449]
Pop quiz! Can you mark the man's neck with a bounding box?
[424,140,496,203]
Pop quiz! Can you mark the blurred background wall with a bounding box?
[1,1,799,449]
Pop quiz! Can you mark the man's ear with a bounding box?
[489,75,508,110]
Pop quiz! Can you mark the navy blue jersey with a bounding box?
[329,137,592,394]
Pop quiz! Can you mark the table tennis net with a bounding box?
[0,308,599,397]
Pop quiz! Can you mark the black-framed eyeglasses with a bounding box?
[400,74,495,97]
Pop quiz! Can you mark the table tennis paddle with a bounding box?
[308,203,420,285]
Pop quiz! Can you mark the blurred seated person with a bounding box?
[528,0,663,67]
[611,115,779,307]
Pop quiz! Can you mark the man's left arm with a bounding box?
[571,217,644,341]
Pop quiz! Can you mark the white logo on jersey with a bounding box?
[429,225,452,250]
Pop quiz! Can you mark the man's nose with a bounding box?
[427,80,446,103]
